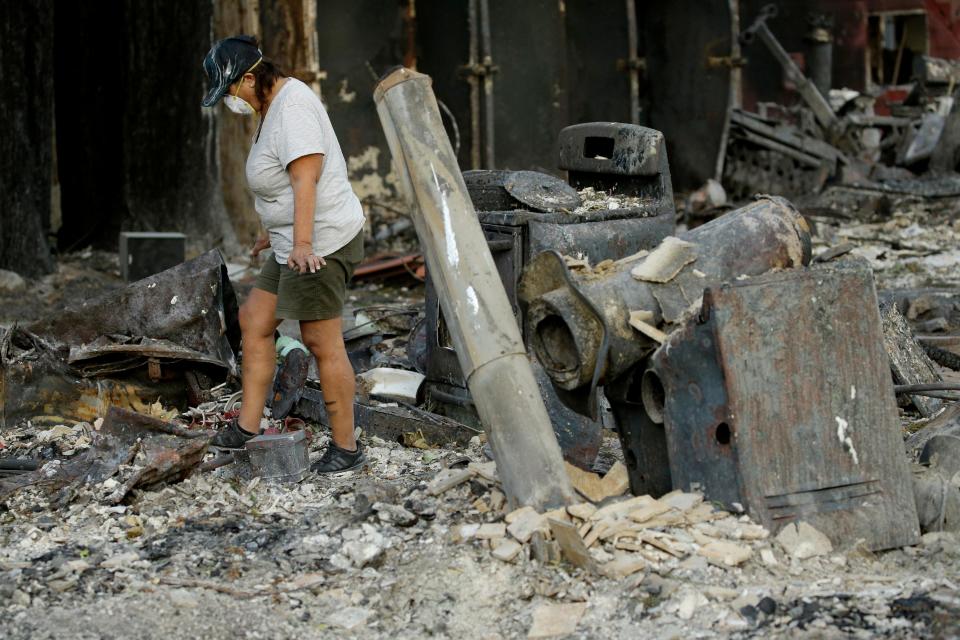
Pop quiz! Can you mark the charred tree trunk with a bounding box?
[55,1,237,254]
[214,0,263,247]
[0,0,56,277]
[54,2,128,252]
[122,0,237,253]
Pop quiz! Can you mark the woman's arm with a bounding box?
[252,225,270,256]
[287,153,326,273]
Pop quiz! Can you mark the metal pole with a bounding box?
[467,0,481,169]
[715,0,741,180]
[754,23,838,132]
[625,0,640,125]
[374,68,575,510]
[805,14,833,98]
[479,0,496,168]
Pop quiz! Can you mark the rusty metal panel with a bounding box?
[650,260,920,551]
[27,250,241,377]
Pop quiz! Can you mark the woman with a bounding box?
[201,35,366,473]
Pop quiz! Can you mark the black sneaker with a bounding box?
[210,419,259,450]
[311,441,366,474]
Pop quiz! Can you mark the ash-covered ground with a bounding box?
[2,190,960,639]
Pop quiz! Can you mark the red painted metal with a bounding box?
[740,0,960,110]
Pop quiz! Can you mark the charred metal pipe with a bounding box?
[741,4,840,137]
[520,197,811,407]
[467,0,481,169]
[805,14,833,99]
[625,0,641,125]
[0,458,40,473]
[374,68,575,510]
[479,0,496,168]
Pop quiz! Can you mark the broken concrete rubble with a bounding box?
[775,522,834,560]
[1,375,959,638]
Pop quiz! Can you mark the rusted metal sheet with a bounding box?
[28,250,240,377]
[647,260,920,551]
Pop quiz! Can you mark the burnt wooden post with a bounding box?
[0,0,55,276]
[54,1,236,253]
[122,0,237,252]
[374,68,575,511]
[213,0,263,246]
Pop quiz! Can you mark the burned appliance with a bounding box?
[423,122,675,469]
[643,260,919,550]
[518,197,811,488]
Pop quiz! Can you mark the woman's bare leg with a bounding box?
[238,288,282,434]
[300,316,356,450]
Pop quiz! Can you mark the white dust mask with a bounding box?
[224,93,256,115]
[224,66,258,116]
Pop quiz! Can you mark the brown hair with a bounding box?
[251,58,285,105]
[247,38,285,105]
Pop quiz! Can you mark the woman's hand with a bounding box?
[251,232,271,257]
[287,242,326,274]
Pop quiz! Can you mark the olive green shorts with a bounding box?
[254,231,364,321]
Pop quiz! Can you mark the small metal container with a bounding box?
[244,430,310,483]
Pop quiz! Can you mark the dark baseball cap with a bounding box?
[201,35,262,107]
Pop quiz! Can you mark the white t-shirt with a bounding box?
[245,78,365,263]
